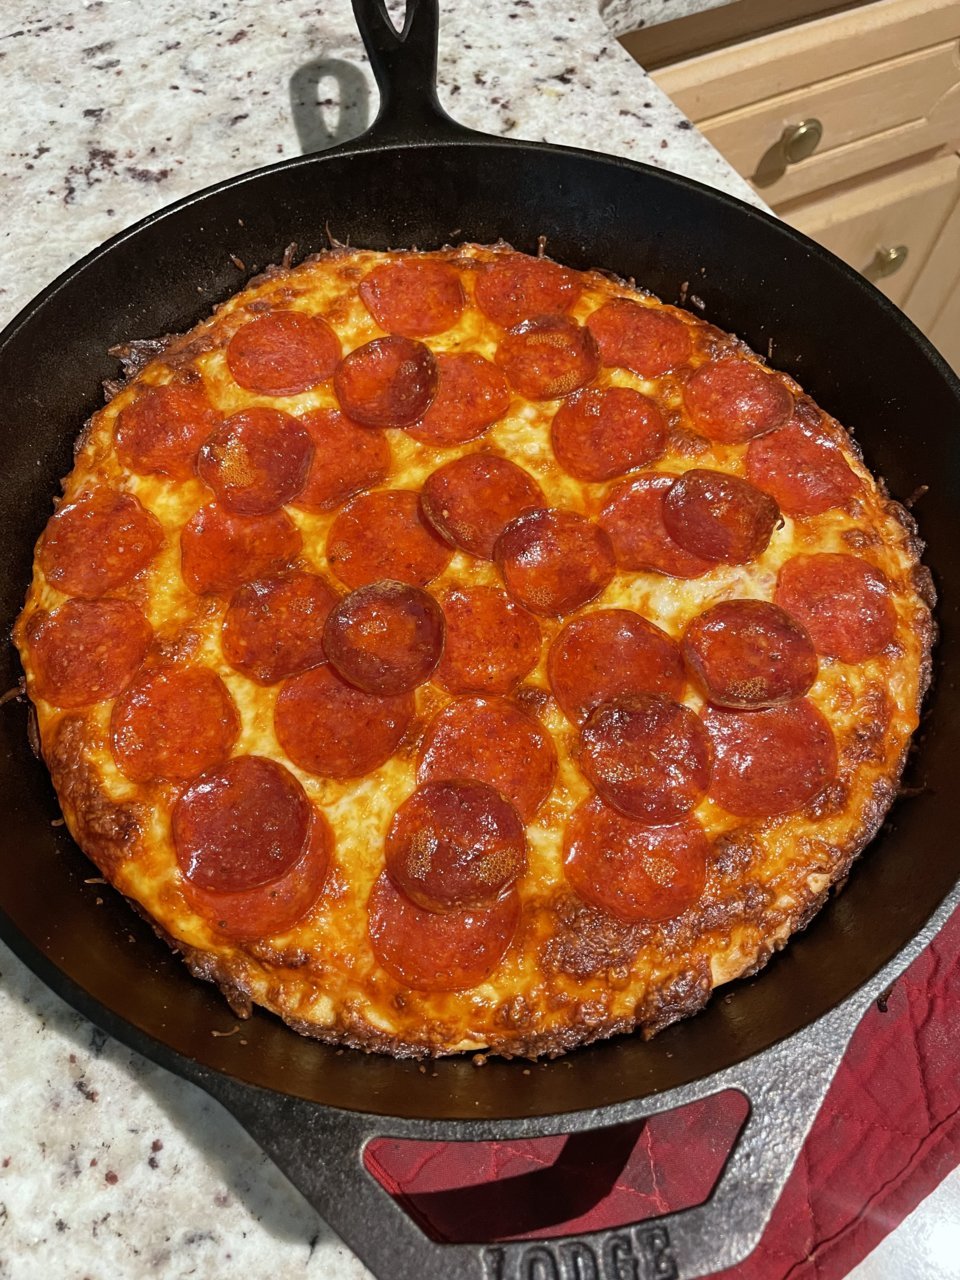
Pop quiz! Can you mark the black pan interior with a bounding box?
[2,139,958,1122]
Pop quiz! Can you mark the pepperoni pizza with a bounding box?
[13,244,933,1057]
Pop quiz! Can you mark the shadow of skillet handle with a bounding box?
[290,58,373,153]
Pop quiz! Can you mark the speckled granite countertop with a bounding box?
[0,2,754,1277]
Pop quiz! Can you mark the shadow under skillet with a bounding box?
[290,58,372,154]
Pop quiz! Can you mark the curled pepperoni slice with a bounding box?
[683,600,818,709]
[115,382,220,481]
[551,387,666,483]
[495,317,599,400]
[662,469,780,564]
[548,609,684,726]
[599,473,715,579]
[226,311,340,396]
[196,408,313,515]
[474,253,581,329]
[774,554,897,663]
[586,299,692,378]
[406,354,511,446]
[703,700,836,817]
[434,586,540,695]
[292,408,391,513]
[275,664,413,778]
[385,780,526,912]
[580,695,712,824]
[420,454,544,561]
[683,358,793,444]
[418,695,557,821]
[494,508,615,617]
[322,581,444,696]
[334,336,438,428]
[221,572,338,684]
[746,420,860,517]
[326,489,452,588]
[38,489,163,597]
[181,504,301,595]
[564,798,709,923]
[368,872,521,992]
[111,665,239,782]
[359,257,465,337]
[25,598,151,709]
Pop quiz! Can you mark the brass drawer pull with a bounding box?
[754,118,824,187]
[864,245,909,281]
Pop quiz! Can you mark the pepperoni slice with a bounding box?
[495,317,600,400]
[683,358,793,444]
[25,599,151,709]
[662,469,780,564]
[406,354,511,446]
[111,665,239,782]
[275,664,414,778]
[38,489,163,597]
[420,454,545,561]
[359,257,465,337]
[368,872,521,992]
[548,609,685,726]
[746,420,860,517]
[598,473,715,579]
[703,700,837,817]
[550,387,666,483]
[774,554,897,663]
[385,780,526,912]
[225,311,341,396]
[682,600,818,709]
[292,408,391,512]
[334,336,438,428]
[221,572,338,684]
[586,299,692,378]
[181,504,301,595]
[196,408,313,515]
[433,586,540,696]
[322,581,444,696]
[564,798,708,923]
[580,695,712,824]
[326,489,452,589]
[474,253,582,329]
[115,382,220,481]
[494,508,615,617]
[418,695,557,821]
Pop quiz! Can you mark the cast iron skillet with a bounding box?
[2,2,959,1276]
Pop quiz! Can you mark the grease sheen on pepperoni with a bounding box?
[548,609,685,726]
[326,489,452,589]
[115,382,220,480]
[292,408,391,512]
[368,872,521,992]
[494,508,615,617]
[586,298,693,379]
[181,504,302,595]
[420,454,544,561]
[580,695,712,824]
[418,695,557,821]
[196,408,313,514]
[550,387,666,483]
[322,581,444,696]
[682,600,818,709]
[359,257,465,337]
[683,358,793,444]
[774,553,897,663]
[662,469,780,564]
[406,353,511,445]
[385,780,526,912]
[434,586,541,695]
[564,797,708,923]
[111,665,239,782]
[703,699,837,817]
[26,598,151,709]
[38,489,163,597]
[746,420,861,517]
[474,253,582,328]
[495,317,600,400]
[226,311,341,396]
[334,336,438,428]
[599,473,715,579]
[221,572,337,684]
[275,664,414,778]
